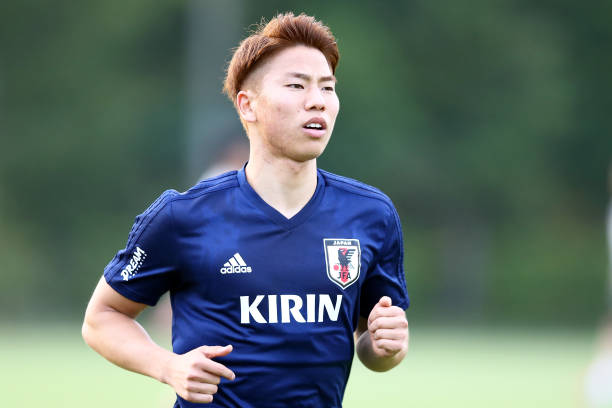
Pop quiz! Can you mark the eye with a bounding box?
[287,83,304,89]
[323,86,335,92]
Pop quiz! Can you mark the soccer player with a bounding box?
[82,12,409,407]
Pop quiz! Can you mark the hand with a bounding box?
[162,344,235,404]
[367,296,408,358]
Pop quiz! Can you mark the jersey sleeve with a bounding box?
[103,190,179,306]
[360,204,410,318]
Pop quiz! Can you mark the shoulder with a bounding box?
[174,170,239,202]
[139,171,239,223]
[166,170,240,219]
[161,170,239,207]
[319,169,397,216]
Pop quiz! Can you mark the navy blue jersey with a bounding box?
[104,167,409,408]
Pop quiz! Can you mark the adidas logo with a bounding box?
[220,253,252,274]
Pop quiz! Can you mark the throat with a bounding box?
[276,203,306,219]
[258,179,316,219]
[245,159,318,219]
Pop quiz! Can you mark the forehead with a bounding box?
[250,45,334,86]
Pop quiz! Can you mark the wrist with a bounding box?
[356,329,408,372]
[155,349,178,385]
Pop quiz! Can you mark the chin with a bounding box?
[286,149,324,163]
[281,140,328,162]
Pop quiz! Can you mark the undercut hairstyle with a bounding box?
[223,12,340,106]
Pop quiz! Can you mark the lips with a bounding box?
[302,117,327,131]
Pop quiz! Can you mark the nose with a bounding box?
[305,88,325,111]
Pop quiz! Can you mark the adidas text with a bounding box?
[221,265,252,274]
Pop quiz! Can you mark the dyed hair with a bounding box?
[223,12,340,105]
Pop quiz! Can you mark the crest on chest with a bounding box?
[323,238,361,290]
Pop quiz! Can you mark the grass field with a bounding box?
[0,322,595,407]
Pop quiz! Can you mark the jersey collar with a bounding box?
[237,163,326,230]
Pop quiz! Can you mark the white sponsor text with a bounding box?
[240,294,342,324]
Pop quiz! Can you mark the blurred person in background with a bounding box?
[608,163,612,314]
[151,139,249,407]
[198,140,250,182]
[584,316,612,408]
[151,138,250,331]
[582,162,612,408]
[82,12,409,407]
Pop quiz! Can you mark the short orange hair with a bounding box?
[223,12,340,106]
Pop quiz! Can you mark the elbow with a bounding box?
[81,307,97,348]
[81,316,92,347]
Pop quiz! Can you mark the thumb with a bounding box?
[378,296,392,308]
[199,344,233,359]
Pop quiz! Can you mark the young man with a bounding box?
[82,12,409,407]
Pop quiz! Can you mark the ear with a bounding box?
[237,90,257,124]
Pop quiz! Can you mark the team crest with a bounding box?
[323,238,361,289]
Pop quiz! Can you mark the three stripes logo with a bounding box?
[220,253,252,274]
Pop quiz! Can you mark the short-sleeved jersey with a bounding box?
[104,167,409,408]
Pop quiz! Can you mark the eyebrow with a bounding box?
[287,72,337,83]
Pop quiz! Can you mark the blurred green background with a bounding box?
[1,0,611,406]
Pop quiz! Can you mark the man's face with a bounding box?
[245,45,340,163]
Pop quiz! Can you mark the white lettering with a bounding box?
[240,295,266,324]
[120,246,147,281]
[220,266,252,274]
[318,294,342,322]
[306,294,316,322]
[268,295,278,323]
[281,295,305,323]
[239,294,343,324]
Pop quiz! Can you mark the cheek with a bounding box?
[260,101,283,122]
[273,106,297,132]
[261,105,292,137]
[271,106,291,126]
[262,98,290,118]
[328,95,340,118]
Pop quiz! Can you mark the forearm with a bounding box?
[355,330,408,372]
[82,307,174,384]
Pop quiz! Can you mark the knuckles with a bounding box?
[368,315,408,332]
[368,305,406,323]
[186,370,201,382]
[372,328,408,341]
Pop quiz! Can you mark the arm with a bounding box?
[354,296,409,372]
[82,277,235,403]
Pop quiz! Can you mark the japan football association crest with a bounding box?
[323,238,361,290]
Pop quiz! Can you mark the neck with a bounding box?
[245,151,318,219]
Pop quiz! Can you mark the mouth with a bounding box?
[302,118,327,136]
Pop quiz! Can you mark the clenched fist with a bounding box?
[367,296,409,358]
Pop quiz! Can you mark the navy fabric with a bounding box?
[104,167,409,408]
